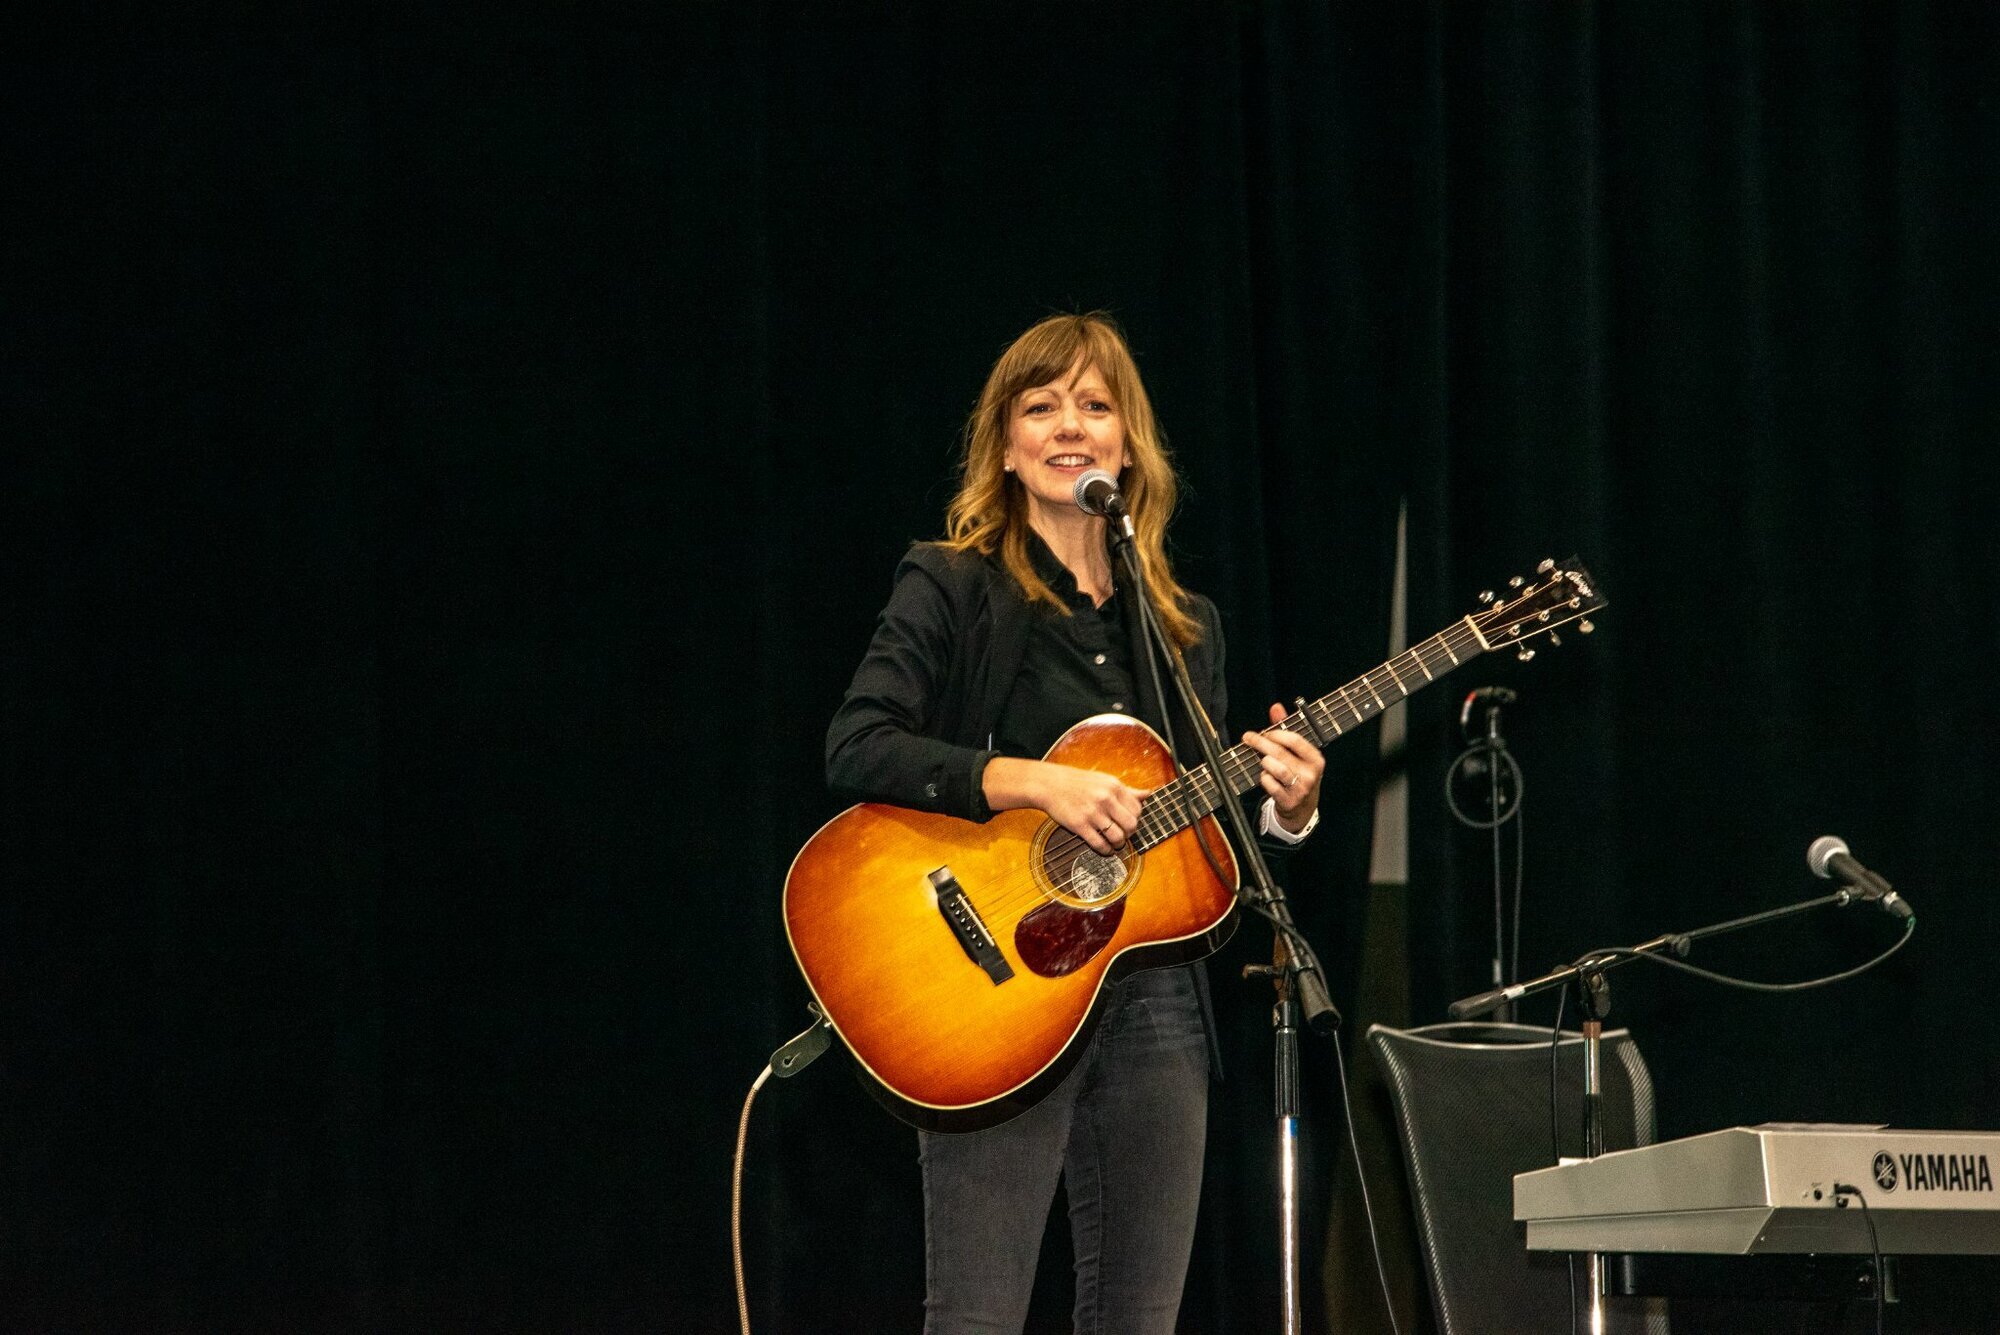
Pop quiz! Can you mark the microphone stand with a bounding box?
[1107,513,1337,1335]
[1447,887,1865,1335]
[1446,691,1525,1022]
[1478,701,1517,1022]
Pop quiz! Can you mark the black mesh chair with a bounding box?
[1367,1021,1669,1335]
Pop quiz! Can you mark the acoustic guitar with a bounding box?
[785,558,1605,1131]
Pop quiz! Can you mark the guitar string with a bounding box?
[956,618,1503,923]
[968,691,1364,920]
[946,728,1268,924]
[959,618,1498,920]
[938,592,1595,926]
[958,590,1596,923]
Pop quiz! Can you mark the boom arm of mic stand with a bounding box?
[1111,536,1339,1034]
[1446,889,1862,1020]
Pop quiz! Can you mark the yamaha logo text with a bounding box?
[1877,1150,1995,1194]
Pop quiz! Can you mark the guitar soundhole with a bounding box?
[1014,824,1138,978]
[1066,849,1126,903]
[1032,824,1139,910]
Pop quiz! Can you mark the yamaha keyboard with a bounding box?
[1515,1125,2000,1255]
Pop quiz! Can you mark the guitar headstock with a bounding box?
[1471,557,1607,661]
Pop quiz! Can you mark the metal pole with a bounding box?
[1582,1009,1605,1335]
[1275,986,1302,1334]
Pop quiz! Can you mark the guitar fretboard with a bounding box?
[1131,616,1491,851]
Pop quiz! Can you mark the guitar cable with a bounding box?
[732,1006,833,1335]
[731,1065,770,1335]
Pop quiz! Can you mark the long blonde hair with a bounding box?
[940,313,1203,648]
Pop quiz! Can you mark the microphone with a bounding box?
[1072,468,1135,540]
[1459,685,1518,734]
[1807,836,1913,921]
[1072,468,1126,518]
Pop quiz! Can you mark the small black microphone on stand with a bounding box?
[1458,684,1519,735]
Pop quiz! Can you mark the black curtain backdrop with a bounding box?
[9,4,1998,1331]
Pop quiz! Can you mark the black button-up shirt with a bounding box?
[992,534,1145,760]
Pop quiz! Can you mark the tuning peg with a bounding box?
[1516,646,1536,662]
[1537,558,1555,574]
[1537,610,1551,622]
[1548,632,1562,647]
[1477,590,1495,605]
[1569,596,1581,608]
[1579,619,1595,634]
[1508,575,1525,589]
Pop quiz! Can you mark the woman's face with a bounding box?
[1003,361,1129,521]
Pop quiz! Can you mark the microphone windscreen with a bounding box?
[1806,835,1850,879]
[1072,468,1119,516]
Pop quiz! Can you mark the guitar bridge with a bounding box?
[928,866,1014,985]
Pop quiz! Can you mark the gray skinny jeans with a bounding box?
[917,967,1210,1335]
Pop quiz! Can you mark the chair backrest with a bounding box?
[1367,1021,1666,1335]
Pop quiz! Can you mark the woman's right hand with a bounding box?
[982,757,1147,856]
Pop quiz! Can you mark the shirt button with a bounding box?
[1094,654,1107,666]
[1112,702,1126,712]
[924,782,939,798]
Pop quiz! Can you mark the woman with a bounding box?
[826,313,1325,1334]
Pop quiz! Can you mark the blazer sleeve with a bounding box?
[824,548,999,822]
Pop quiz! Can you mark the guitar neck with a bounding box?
[1133,617,1490,850]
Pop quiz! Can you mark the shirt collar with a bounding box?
[1024,528,1114,609]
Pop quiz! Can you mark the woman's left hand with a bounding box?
[1243,702,1325,833]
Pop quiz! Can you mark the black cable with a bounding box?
[1125,549,1184,786]
[1442,743,1525,829]
[1125,565,1260,926]
[1443,740,1525,1016]
[1511,799,1525,984]
[1833,1184,1886,1335]
[1519,918,1913,1335]
[1123,547,1328,982]
[1490,750,1505,1005]
[1548,983,1570,1164]
[1546,983,1576,1335]
[1568,919,1915,995]
[1125,554,1230,897]
[1331,1028,1404,1335]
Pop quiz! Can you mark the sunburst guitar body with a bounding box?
[786,715,1237,1132]
[784,557,1607,1131]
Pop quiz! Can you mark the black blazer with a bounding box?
[825,540,1257,1082]
[825,541,1228,817]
